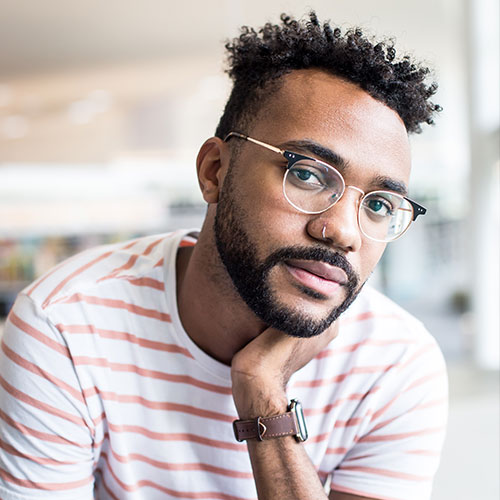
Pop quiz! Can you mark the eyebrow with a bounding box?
[372,175,408,196]
[280,139,408,197]
[279,139,351,173]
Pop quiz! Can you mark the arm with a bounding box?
[0,294,95,498]
[231,325,376,500]
[246,435,371,500]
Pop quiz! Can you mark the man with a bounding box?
[0,12,447,500]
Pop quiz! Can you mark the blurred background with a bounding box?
[0,0,498,498]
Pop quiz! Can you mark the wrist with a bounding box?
[233,386,288,420]
[231,365,288,417]
[233,399,309,443]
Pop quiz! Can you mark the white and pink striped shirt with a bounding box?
[0,229,447,500]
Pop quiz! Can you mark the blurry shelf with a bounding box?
[0,281,30,295]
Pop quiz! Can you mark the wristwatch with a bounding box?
[233,399,308,442]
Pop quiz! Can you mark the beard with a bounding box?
[213,166,363,338]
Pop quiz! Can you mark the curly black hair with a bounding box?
[215,12,441,138]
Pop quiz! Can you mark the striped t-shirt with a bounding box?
[0,229,448,500]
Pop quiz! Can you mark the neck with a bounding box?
[176,224,266,365]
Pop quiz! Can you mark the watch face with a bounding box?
[291,399,308,442]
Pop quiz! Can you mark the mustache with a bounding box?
[261,245,360,291]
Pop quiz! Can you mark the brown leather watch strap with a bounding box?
[233,411,299,441]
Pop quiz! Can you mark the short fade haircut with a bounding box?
[215,12,441,139]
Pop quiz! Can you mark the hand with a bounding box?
[231,323,338,418]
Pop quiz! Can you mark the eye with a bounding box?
[364,196,394,217]
[288,165,325,189]
[293,168,319,183]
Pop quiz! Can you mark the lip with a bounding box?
[284,259,348,296]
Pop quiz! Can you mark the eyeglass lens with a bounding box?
[284,159,344,212]
[283,159,414,242]
[359,192,413,242]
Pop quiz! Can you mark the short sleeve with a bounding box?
[0,293,95,499]
[330,332,448,500]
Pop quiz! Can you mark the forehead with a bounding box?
[248,69,411,182]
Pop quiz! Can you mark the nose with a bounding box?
[306,187,363,252]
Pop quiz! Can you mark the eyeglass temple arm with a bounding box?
[224,132,284,155]
[407,199,427,221]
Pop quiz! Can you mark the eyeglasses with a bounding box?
[224,131,427,243]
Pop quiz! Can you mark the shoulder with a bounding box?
[297,285,447,402]
[333,285,448,416]
[342,285,425,329]
[23,230,195,312]
[328,288,448,500]
[339,285,437,349]
[315,285,447,405]
[306,287,447,499]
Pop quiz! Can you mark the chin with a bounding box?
[247,296,340,339]
[257,280,363,338]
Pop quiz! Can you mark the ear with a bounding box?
[196,137,229,204]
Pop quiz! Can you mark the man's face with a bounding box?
[214,70,411,338]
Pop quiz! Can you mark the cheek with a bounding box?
[248,200,304,249]
[238,169,295,233]
[240,189,308,259]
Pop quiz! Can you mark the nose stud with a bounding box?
[322,223,327,241]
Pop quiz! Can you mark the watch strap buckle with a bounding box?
[257,417,267,440]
